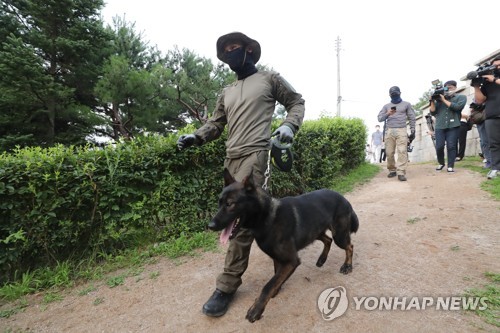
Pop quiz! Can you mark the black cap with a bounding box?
[444,80,457,87]
[389,86,401,96]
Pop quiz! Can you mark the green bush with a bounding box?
[271,117,366,196]
[0,117,365,284]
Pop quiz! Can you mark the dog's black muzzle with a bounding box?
[208,220,219,230]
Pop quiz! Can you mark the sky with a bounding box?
[101,0,499,134]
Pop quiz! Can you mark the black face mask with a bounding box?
[224,47,246,71]
[224,47,257,79]
[390,93,402,104]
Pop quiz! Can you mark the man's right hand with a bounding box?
[177,134,199,150]
[470,77,483,87]
[408,130,415,142]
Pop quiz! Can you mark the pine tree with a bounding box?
[0,0,112,150]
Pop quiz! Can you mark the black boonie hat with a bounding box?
[271,137,293,172]
[216,32,261,64]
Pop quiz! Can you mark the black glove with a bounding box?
[177,134,199,150]
[272,125,294,143]
[408,131,415,142]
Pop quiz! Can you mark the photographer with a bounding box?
[377,86,416,181]
[472,55,500,179]
[429,80,467,173]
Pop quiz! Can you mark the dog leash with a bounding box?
[262,149,271,191]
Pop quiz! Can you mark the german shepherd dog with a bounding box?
[208,168,359,322]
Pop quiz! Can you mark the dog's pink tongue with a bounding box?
[219,220,235,245]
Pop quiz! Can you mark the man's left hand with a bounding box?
[272,125,294,143]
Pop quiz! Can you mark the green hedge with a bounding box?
[0,117,366,283]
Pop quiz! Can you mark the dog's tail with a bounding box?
[350,210,359,233]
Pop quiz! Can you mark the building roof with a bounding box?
[474,49,500,66]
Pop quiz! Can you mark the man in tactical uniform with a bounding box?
[177,32,305,317]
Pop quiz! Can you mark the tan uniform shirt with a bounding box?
[194,71,305,159]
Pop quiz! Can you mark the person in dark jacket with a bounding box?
[472,55,500,179]
[177,32,305,316]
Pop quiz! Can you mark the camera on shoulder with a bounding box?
[430,79,448,100]
[466,63,497,87]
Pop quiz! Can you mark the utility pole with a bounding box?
[335,36,342,117]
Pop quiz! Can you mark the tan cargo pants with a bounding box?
[384,127,409,175]
[215,150,268,294]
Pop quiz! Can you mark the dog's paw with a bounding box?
[339,263,352,274]
[246,303,264,323]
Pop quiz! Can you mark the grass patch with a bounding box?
[460,157,500,200]
[0,306,27,319]
[42,292,63,304]
[465,272,500,327]
[78,284,97,296]
[0,272,39,302]
[330,162,381,194]
[93,297,104,306]
[407,217,422,225]
[106,275,125,288]
[0,231,218,304]
[150,232,219,259]
[0,299,28,318]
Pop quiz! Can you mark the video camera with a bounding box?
[430,79,448,100]
[466,63,497,86]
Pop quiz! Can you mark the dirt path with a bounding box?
[2,163,499,333]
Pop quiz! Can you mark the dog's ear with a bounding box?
[223,168,235,186]
[242,171,256,192]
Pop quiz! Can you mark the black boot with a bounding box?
[202,289,234,317]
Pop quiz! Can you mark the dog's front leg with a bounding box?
[340,243,354,274]
[246,261,299,323]
[271,259,281,298]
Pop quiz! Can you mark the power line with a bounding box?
[335,36,342,117]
